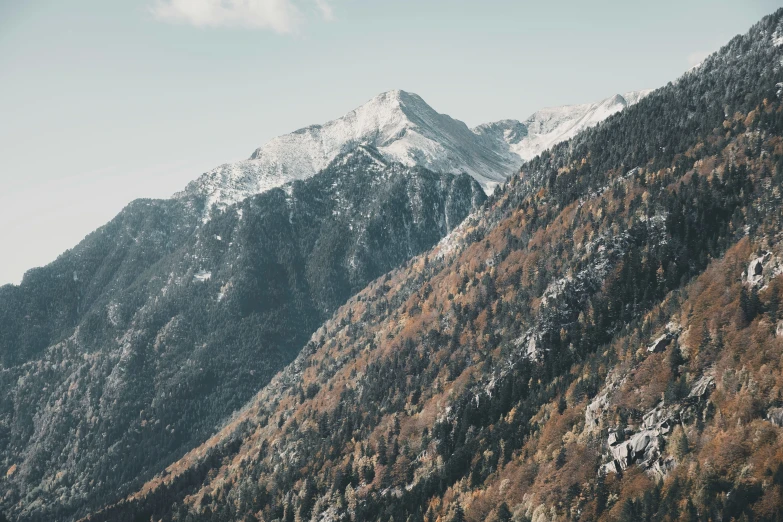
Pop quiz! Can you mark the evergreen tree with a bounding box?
[676,430,690,460]
[769,282,780,322]
[596,474,608,514]
[377,436,388,466]
[496,502,512,522]
[450,503,465,522]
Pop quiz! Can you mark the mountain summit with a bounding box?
[178,89,649,217]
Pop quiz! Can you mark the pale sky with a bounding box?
[1,0,781,285]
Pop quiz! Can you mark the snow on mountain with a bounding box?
[474,90,653,162]
[177,90,515,216]
[177,89,651,217]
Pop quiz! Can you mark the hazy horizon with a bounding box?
[1,0,781,285]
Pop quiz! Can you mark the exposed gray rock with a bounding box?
[585,392,611,433]
[767,407,783,427]
[646,322,682,354]
[583,371,625,435]
[744,251,782,288]
[647,333,673,353]
[512,328,541,361]
[688,374,715,401]
[601,402,679,478]
[746,252,771,287]
[649,456,677,481]
[643,404,676,429]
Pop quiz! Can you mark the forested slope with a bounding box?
[0,148,485,521]
[83,9,783,522]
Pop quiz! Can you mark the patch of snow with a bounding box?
[774,27,783,47]
[107,302,120,327]
[193,270,212,282]
[476,90,653,163]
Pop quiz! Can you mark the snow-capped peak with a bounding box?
[177,90,517,216]
[475,90,653,163]
[177,89,650,218]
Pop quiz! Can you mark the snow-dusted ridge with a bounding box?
[176,88,651,217]
[474,90,653,162]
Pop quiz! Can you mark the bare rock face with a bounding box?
[688,374,715,402]
[647,333,673,353]
[600,372,715,479]
[745,251,782,288]
[583,371,625,436]
[647,321,682,353]
[601,403,677,477]
[767,407,783,427]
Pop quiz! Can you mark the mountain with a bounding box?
[179,89,648,217]
[0,83,641,522]
[0,148,485,521]
[84,8,783,522]
[473,90,652,162]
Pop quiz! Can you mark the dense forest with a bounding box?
[0,148,485,521]
[78,8,783,522]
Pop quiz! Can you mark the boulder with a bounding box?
[609,429,660,469]
[649,456,677,481]
[584,392,609,433]
[745,251,781,288]
[746,252,771,286]
[647,333,672,353]
[768,407,783,427]
[600,460,622,475]
[688,374,715,401]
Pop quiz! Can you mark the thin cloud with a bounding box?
[314,0,334,21]
[150,0,334,33]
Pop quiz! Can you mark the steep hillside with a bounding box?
[179,89,646,216]
[0,148,485,521]
[84,9,783,522]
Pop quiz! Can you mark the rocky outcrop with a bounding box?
[600,372,715,479]
[744,250,782,288]
[687,374,715,402]
[601,403,677,478]
[647,321,682,353]
[767,407,783,427]
[647,333,673,353]
[584,371,625,436]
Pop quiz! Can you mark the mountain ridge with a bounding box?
[79,8,783,522]
[177,88,650,218]
[0,148,486,521]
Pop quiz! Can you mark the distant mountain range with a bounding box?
[178,89,650,217]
